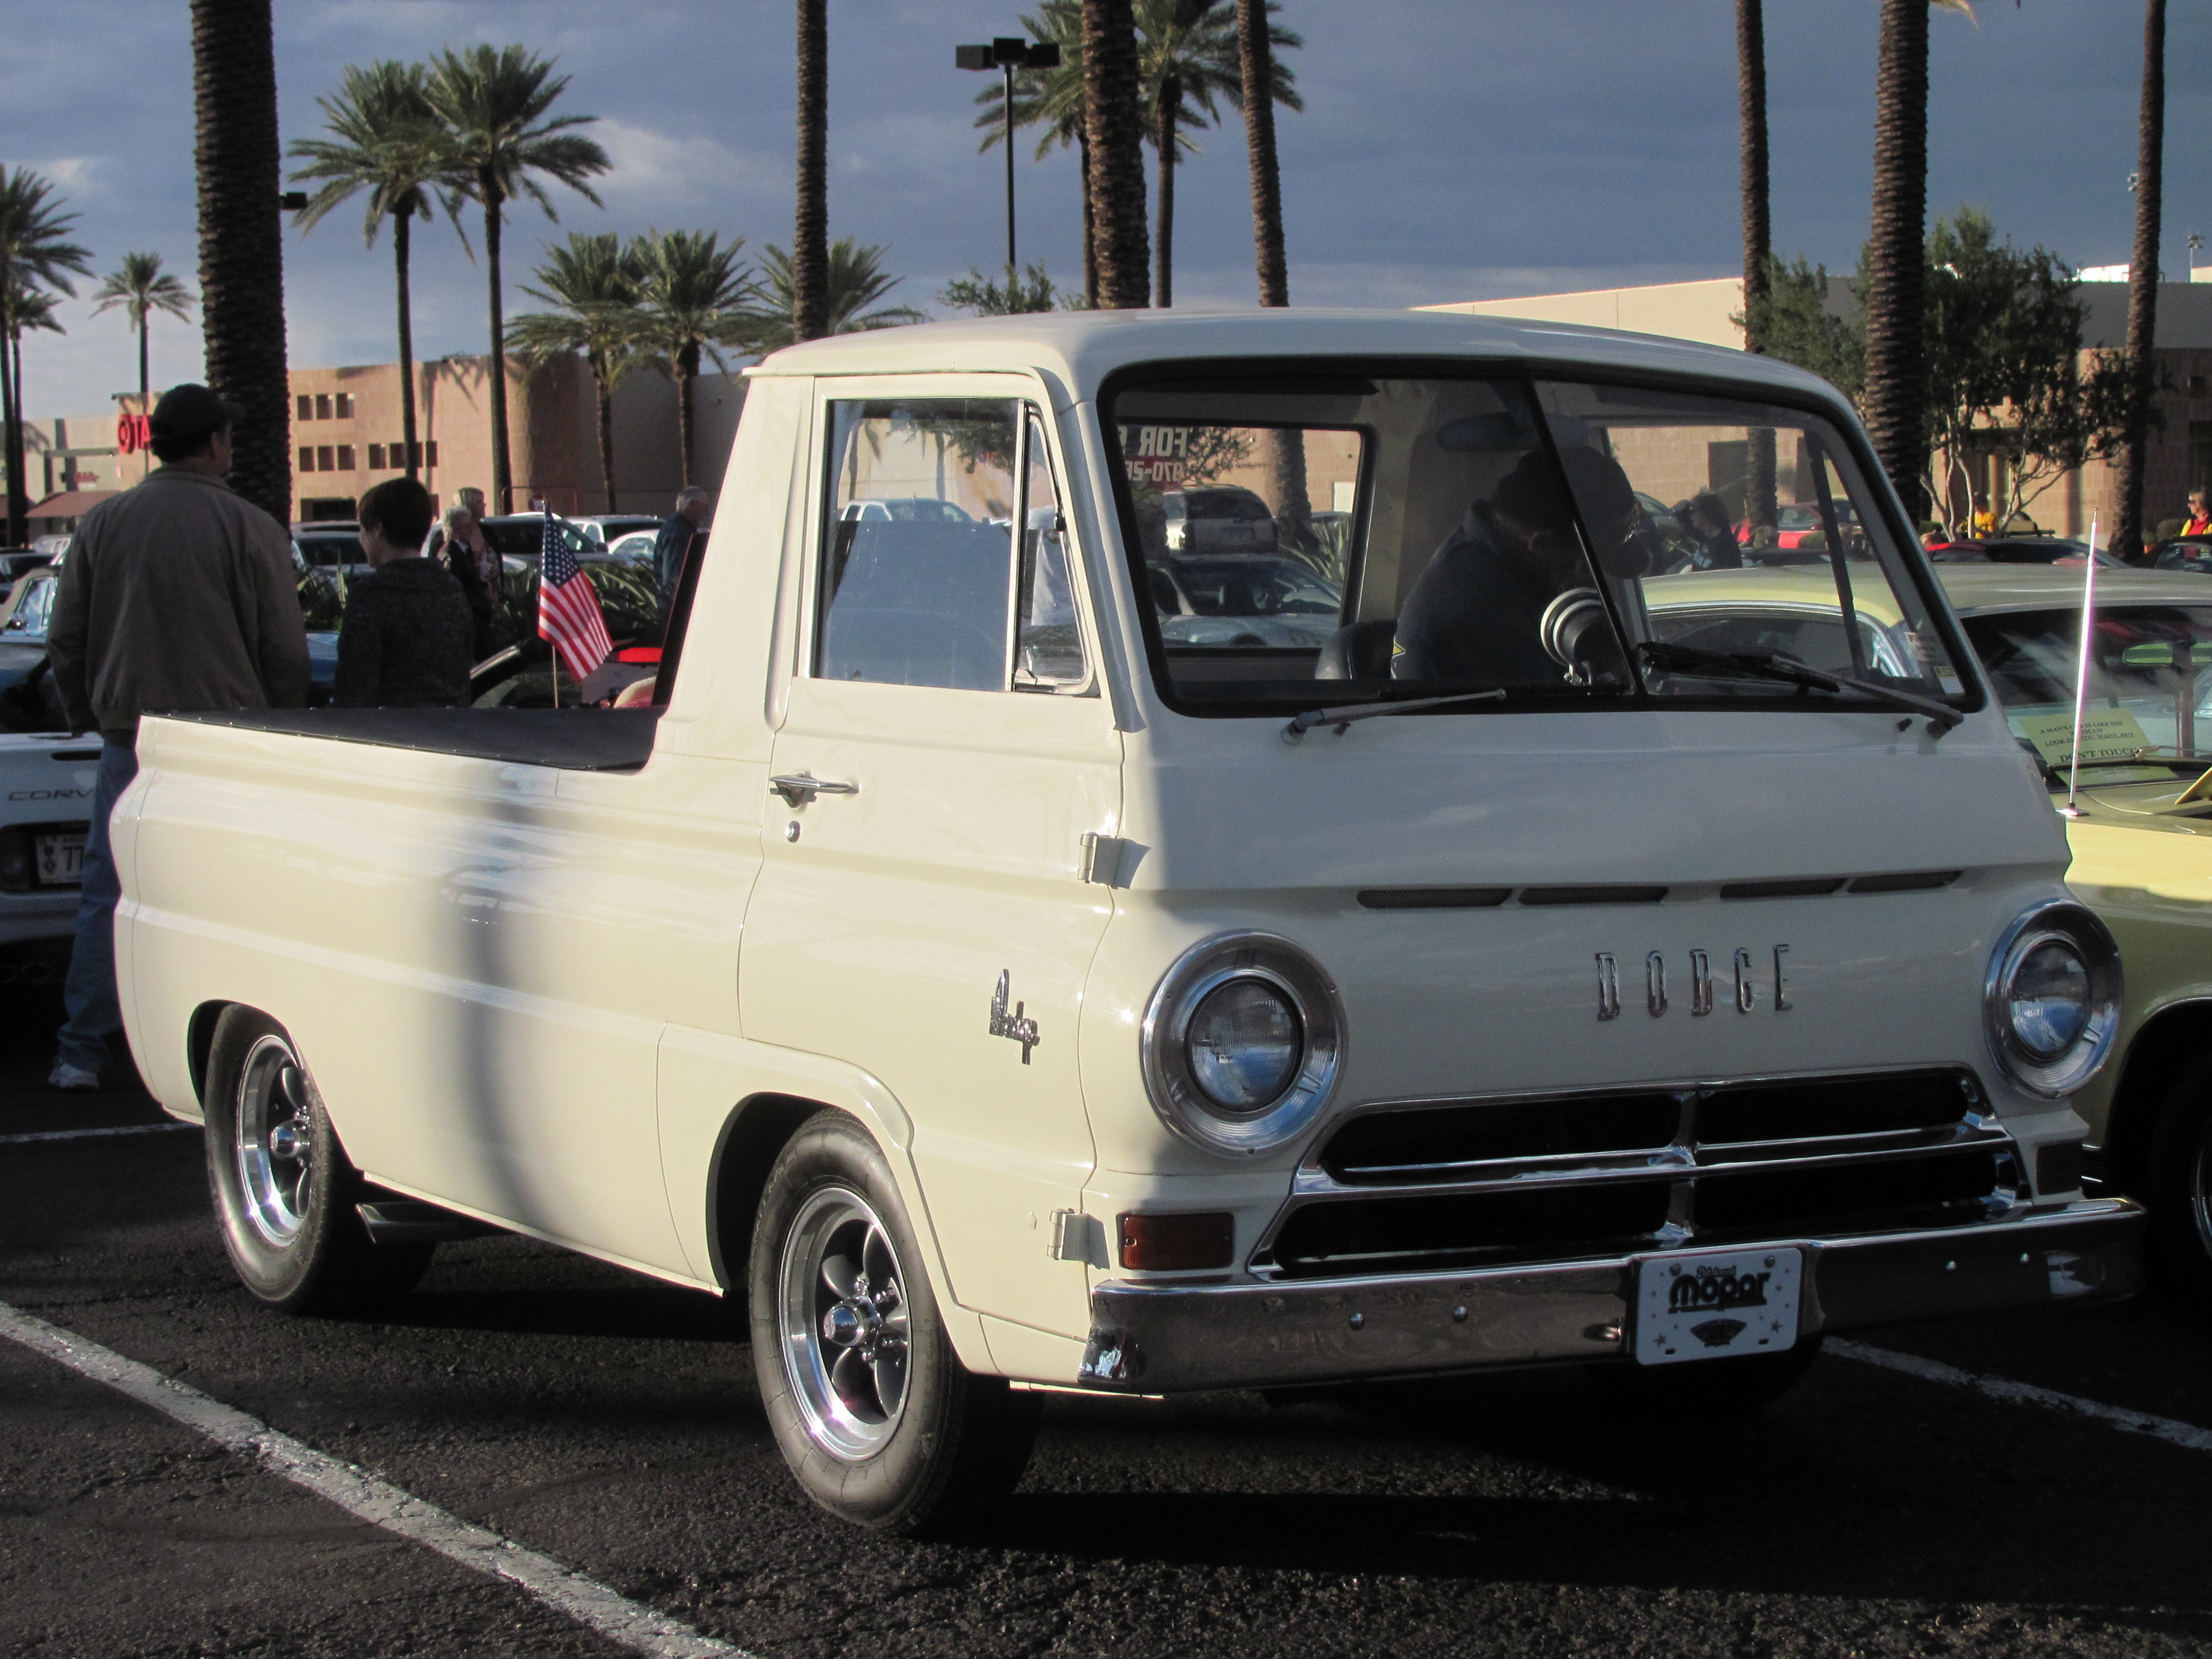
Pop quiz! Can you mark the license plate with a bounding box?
[1632,1247,1801,1366]
[35,831,85,886]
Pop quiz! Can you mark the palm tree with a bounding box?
[0,168,92,544]
[289,60,461,483]
[91,254,195,420]
[4,278,64,512]
[1083,0,1151,308]
[2117,0,2167,561]
[508,233,645,511]
[190,0,292,525]
[1138,1,1279,309]
[629,230,760,488]
[750,238,925,347]
[1862,1,1976,520]
[1737,0,1777,538]
[1236,0,1289,308]
[794,0,830,341]
[974,2,1093,305]
[426,45,610,509]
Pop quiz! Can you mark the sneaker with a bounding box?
[47,1059,100,1092]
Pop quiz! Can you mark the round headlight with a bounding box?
[1985,901,2120,1098]
[1142,933,1345,1156]
[1187,978,1304,1109]
[2008,938,2090,1059]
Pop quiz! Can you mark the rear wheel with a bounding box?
[2147,1058,2212,1310]
[203,1007,433,1315]
[749,1111,1037,1533]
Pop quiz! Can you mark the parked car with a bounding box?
[0,570,95,979]
[1148,553,1343,648]
[839,497,975,525]
[1929,535,2123,568]
[117,309,2140,1536]
[604,531,658,568]
[478,512,596,562]
[1734,500,1862,552]
[293,526,367,575]
[571,514,665,548]
[2150,535,2212,575]
[1163,484,1275,553]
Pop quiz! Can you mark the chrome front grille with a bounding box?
[1251,1069,2020,1280]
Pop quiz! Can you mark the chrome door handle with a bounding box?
[770,773,859,807]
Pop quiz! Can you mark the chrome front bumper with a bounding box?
[1078,1198,2144,1392]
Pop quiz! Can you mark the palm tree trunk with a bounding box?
[1737,0,1777,537]
[1863,0,1930,520]
[794,0,830,341]
[675,343,698,488]
[595,366,618,511]
[1079,130,1099,309]
[1082,0,1150,309]
[1,293,21,545]
[190,0,291,524]
[395,204,419,483]
[1154,73,1181,308]
[481,176,511,509]
[137,315,150,411]
[2118,0,2167,563]
[1237,0,1288,308]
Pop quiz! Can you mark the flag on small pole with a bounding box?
[537,506,613,691]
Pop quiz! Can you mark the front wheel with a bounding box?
[203,1007,433,1315]
[2148,1059,2212,1310]
[749,1111,1037,1533]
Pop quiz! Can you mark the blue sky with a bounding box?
[5,1,2210,414]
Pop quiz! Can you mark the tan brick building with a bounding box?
[24,355,747,535]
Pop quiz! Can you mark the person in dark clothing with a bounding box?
[335,478,474,708]
[1394,447,1645,688]
[652,486,710,634]
[1674,491,1744,571]
[429,496,506,657]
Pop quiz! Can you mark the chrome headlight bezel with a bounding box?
[1142,932,1346,1156]
[1983,899,2122,1098]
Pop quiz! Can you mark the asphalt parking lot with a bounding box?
[4,989,2209,1659]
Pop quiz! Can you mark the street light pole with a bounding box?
[957,36,1061,281]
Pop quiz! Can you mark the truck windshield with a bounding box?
[1104,369,1968,717]
[1963,603,2212,768]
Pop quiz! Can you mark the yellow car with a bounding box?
[1647,561,2212,1304]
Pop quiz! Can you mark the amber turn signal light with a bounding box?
[1118,1212,1235,1271]
[2035,1139,2083,1198]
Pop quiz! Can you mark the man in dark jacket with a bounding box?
[335,477,474,709]
[652,486,709,635]
[46,384,310,1090]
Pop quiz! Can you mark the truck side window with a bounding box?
[819,399,1020,691]
[1014,409,1087,689]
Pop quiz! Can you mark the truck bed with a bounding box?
[170,707,663,773]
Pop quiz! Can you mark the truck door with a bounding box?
[740,384,1118,1340]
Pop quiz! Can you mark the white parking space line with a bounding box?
[1831,1339,2212,1455]
[0,1121,196,1145]
[0,1301,753,1659]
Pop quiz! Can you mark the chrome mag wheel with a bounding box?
[233,1034,316,1250]
[778,1185,912,1461]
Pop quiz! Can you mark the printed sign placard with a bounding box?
[2013,708,2151,769]
[1633,1246,1801,1366]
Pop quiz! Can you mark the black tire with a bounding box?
[203,1007,434,1315]
[1586,1333,1825,1413]
[2147,1057,2212,1310]
[748,1111,1037,1533]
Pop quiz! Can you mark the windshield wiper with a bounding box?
[1283,688,1507,742]
[1639,641,1963,737]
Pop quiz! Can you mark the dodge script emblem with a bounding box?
[1597,947,1791,1020]
[989,970,1041,1063]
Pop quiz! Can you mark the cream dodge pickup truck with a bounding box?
[116,312,2142,1532]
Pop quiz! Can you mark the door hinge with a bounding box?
[1047,1208,1102,1264]
[1079,832,1128,886]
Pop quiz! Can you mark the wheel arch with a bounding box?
[2102,996,2212,1192]
[187,999,235,1105]
[704,1092,833,1294]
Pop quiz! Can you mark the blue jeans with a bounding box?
[57,739,139,1076]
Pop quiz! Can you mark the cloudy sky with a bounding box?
[5,1,2209,415]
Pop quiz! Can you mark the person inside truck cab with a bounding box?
[1392,446,1644,686]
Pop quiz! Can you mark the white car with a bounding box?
[0,571,94,984]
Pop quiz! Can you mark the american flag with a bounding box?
[536,510,612,680]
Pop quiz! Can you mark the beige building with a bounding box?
[24,355,747,535]
[1424,277,2212,543]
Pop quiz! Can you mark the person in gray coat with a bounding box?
[45,384,309,1091]
[335,477,474,708]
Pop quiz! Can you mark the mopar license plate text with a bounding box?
[1633,1247,1802,1365]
